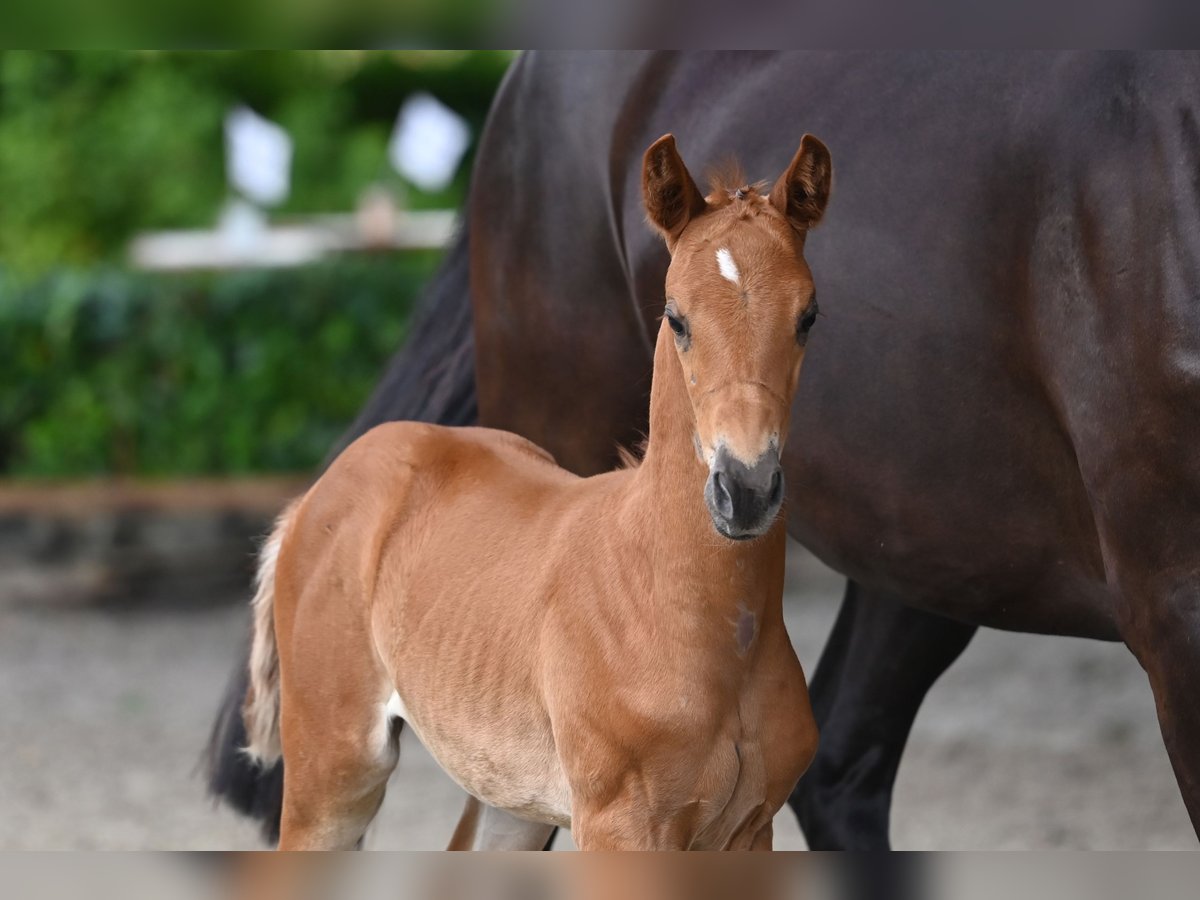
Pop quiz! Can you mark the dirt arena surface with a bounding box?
[0,547,1192,850]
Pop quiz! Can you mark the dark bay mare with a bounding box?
[208,51,1200,847]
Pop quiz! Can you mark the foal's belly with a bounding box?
[396,690,574,828]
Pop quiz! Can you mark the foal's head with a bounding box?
[642,133,831,540]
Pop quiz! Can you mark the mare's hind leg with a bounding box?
[277,689,401,850]
[448,795,556,850]
[789,580,975,849]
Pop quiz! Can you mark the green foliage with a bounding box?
[0,50,510,273]
[0,52,510,477]
[5,0,503,48]
[0,256,439,477]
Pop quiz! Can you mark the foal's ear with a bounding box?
[770,134,832,235]
[642,134,707,248]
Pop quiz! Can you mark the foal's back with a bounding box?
[293,421,625,602]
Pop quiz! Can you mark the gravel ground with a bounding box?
[0,547,1192,850]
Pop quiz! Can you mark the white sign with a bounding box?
[225,105,293,207]
[388,92,470,192]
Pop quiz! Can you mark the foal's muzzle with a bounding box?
[705,446,785,540]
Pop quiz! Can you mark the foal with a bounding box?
[243,133,832,850]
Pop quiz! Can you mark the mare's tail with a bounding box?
[204,227,477,844]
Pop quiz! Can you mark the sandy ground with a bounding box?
[0,547,1192,850]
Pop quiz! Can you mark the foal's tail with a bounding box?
[241,501,298,767]
[204,227,477,844]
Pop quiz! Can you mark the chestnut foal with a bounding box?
[243,133,832,850]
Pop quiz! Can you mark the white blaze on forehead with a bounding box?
[716,247,740,286]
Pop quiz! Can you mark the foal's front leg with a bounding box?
[563,736,713,849]
[750,822,774,850]
[570,796,694,850]
[572,814,687,850]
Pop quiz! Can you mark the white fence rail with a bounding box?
[129,208,456,272]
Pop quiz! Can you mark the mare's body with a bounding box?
[467,52,1200,844]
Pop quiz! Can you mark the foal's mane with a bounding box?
[705,160,769,211]
[616,438,648,470]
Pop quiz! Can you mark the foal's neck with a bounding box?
[629,326,785,609]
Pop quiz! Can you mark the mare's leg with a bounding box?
[1117,579,1200,835]
[277,691,401,850]
[447,795,557,850]
[789,580,976,849]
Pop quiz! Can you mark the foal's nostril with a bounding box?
[768,468,784,507]
[706,448,784,538]
[712,470,734,517]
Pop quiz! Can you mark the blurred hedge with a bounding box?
[0,52,506,477]
[0,255,439,477]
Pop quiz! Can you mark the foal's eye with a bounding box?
[665,312,687,338]
[797,302,819,343]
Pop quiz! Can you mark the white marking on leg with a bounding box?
[368,691,406,769]
[716,247,740,286]
[386,690,408,721]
